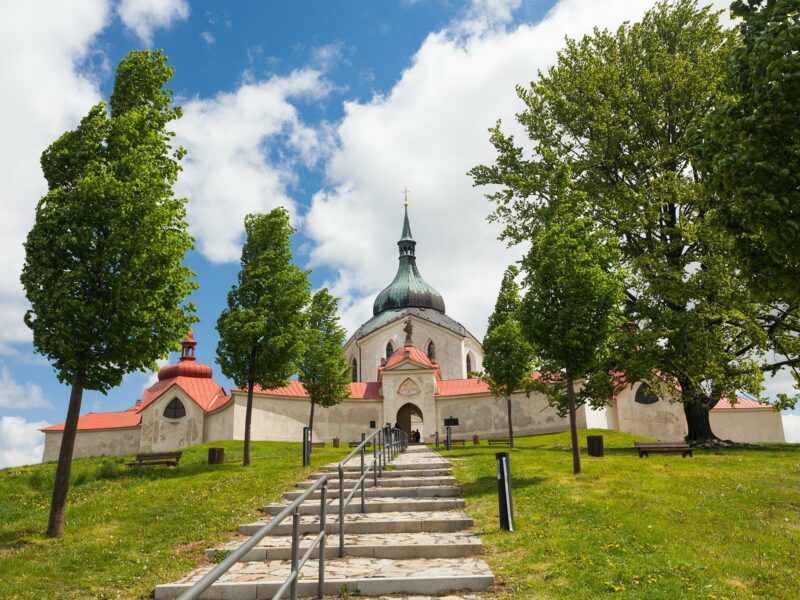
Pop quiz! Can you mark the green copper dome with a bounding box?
[373,207,446,316]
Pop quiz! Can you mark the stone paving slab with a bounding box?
[209,532,482,561]
[239,510,475,536]
[297,476,458,488]
[262,496,466,516]
[282,485,462,501]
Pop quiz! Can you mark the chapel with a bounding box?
[40,207,785,461]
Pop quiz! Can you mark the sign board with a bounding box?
[444,417,459,427]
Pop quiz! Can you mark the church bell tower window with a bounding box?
[466,353,473,377]
[351,358,358,382]
[427,341,436,360]
[386,342,394,359]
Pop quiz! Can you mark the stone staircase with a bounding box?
[154,445,494,599]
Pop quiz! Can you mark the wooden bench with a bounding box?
[449,439,466,446]
[126,451,182,467]
[348,441,372,448]
[634,441,693,458]
[488,438,510,446]
[311,442,326,449]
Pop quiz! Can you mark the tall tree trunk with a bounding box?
[683,396,718,445]
[243,378,254,467]
[47,369,85,538]
[506,395,515,448]
[309,401,315,447]
[566,373,581,475]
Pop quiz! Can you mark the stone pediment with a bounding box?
[397,377,421,397]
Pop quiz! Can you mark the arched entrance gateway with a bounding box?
[396,402,423,442]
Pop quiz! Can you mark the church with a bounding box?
[40,207,785,461]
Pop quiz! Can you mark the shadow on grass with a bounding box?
[462,475,546,498]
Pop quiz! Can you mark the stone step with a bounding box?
[154,556,494,599]
[207,532,483,562]
[309,467,452,480]
[282,486,462,501]
[296,476,457,489]
[319,462,449,472]
[261,497,466,516]
[238,511,474,536]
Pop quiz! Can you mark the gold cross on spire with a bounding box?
[402,186,410,207]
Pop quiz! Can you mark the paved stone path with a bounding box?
[155,445,494,599]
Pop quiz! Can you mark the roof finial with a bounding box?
[402,186,410,208]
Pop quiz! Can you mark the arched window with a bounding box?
[163,398,186,419]
[386,342,394,359]
[427,341,436,360]
[351,358,358,382]
[466,353,472,376]
[635,383,659,405]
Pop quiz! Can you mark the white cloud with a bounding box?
[174,69,332,263]
[0,416,48,469]
[307,0,731,339]
[117,0,189,46]
[0,364,51,409]
[201,30,215,45]
[0,0,108,350]
[782,413,800,443]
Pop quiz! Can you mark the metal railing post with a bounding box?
[360,432,366,513]
[318,480,327,599]
[372,433,378,487]
[338,464,344,558]
[290,509,300,600]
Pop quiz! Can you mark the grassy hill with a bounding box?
[1,432,798,599]
[440,429,800,600]
[0,440,349,599]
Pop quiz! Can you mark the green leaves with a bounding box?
[215,209,311,391]
[298,288,352,409]
[21,50,197,392]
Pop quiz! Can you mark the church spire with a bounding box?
[398,205,415,253]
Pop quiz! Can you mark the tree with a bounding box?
[298,288,352,446]
[21,50,197,538]
[694,0,800,302]
[470,0,800,444]
[481,266,534,448]
[216,209,310,466]
[518,199,624,475]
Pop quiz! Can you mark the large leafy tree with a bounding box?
[21,50,197,538]
[519,197,624,475]
[695,0,800,301]
[481,265,534,448]
[298,288,352,445]
[216,209,310,466]
[471,0,800,444]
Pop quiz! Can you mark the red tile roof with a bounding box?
[713,397,772,410]
[41,410,141,432]
[139,375,227,412]
[250,380,383,400]
[384,344,435,369]
[436,378,490,397]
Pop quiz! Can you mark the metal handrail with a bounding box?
[177,475,329,600]
[336,427,407,556]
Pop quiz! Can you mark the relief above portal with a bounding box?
[397,377,421,397]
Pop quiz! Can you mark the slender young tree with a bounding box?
[481,266,534,448]
[470,0,800,444]
[216,209,310,466]
[519,201,624,475]
[298,288,352,445]
[21,50,197,538]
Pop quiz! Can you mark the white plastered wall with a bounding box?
[232,391,384,443]
[710,409,785,443]
[41,427,141,462]
[138,387,205,452]
[435,390,579,441]
[345,314,483,382]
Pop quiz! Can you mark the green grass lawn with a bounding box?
[438,429,800,600]
[0,440,349,599]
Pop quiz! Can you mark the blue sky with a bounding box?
[0,0,797,467]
